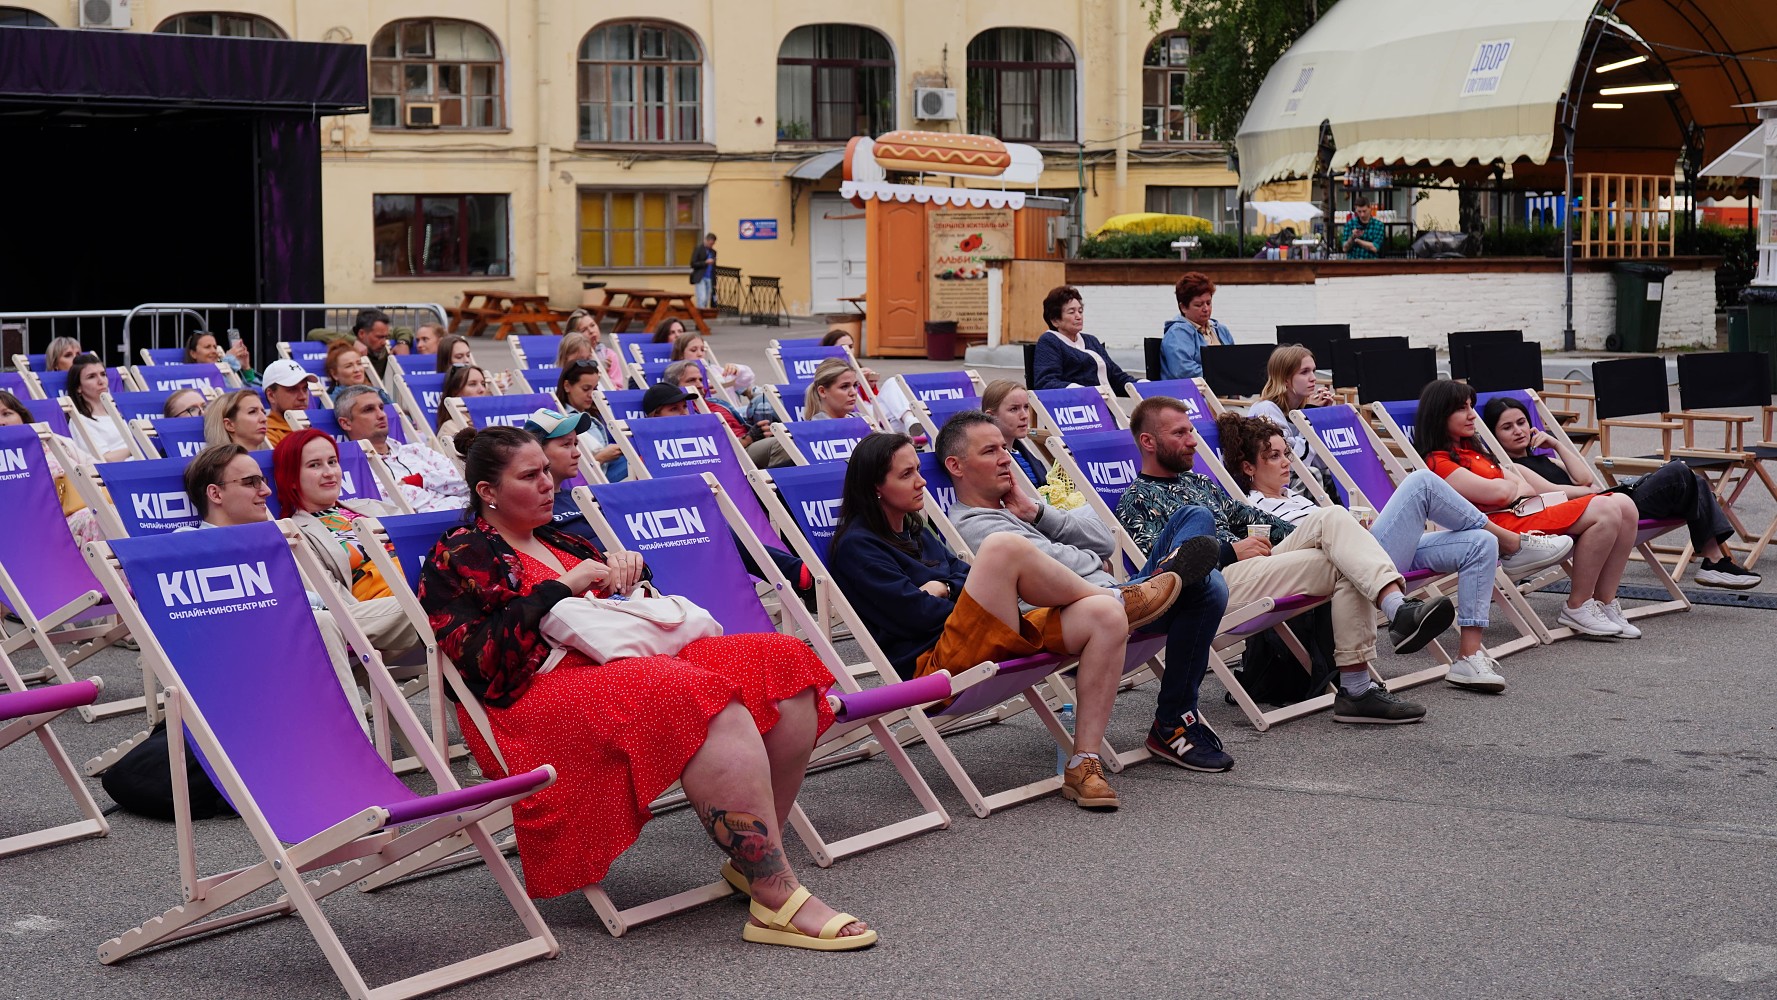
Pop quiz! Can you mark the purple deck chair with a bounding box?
[289,355,332,383]
[614,333,652,366]
[595,387,650,426]
[389,351,437,376]
[462,392,558,430]
[138,347,187,365]
[558,475,958,929]
[281,340,332,361]
[639,357,711,389]
[624,412,780,548]
[766,378,872,424]
[132,363,232,395]
[777,344,849,382]
[634,341,675,366]
[776,417,871,465]
[1033,386,1119,440]
[0,425,129,715]
[0,370,38,400]
[52,367,128,398]
[769,335,827,350]
[1053,427,1341,732]
[398,371,450,431]
[0,648,108,857]
[92,522,557,992]
[145,416,208,459]
[512,334,564,371]
[26,395,75,441]
[108,390,180,423]
[94,450,281,536]
[917,450,959,515]
[900,371,979,406]
[909,393,981,442]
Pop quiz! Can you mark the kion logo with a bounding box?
[800,498,843,528]
[174,440,204,458]
[1182,397,1203,418]
[482,412,528,427]
[1322,427,1361,450]
[654,436,718,462]
[1087,460,1137,488]
[152,377,210,392]
[625,506,705,540]
[791,358,823,378]
[808,438,857,463]
[929,485,956,510]
[1052,405,1100,427]
[133,491,194,521]
[157,561,272,607]
[340,471,357,494]
[918,388,965,402]
[421,390,443,409]
[0,448,26,473]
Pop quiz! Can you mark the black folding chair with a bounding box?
[1199,343,1276,400]
[1355,347,1438,404]
[1275,323,1350,366]
[1447,329,1523,381]
[1466,340,1543,393]
[1330,336,1408,392]
[1143,338,1164,381]
[1022,343,1038,388]
[1674,351,1777,568]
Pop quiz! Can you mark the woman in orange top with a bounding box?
[1415,379,1642,640]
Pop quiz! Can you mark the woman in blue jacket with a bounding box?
[1031,286,1139,393]
[1159,271,1234,380]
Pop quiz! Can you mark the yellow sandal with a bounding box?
[740,886,878,951]
[720,861,751,896]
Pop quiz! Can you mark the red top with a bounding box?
[1425,445,1594,533]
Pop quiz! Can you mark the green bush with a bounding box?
[1480,224,1563,258]
[1076,230,1247,260]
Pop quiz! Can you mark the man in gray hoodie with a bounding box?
[940,410,1237,772]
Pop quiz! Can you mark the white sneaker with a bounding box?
[1557,599,1623,638]
[1599,599,1642,639]
[1445,651,1506,693]
[1499,533,1574,577]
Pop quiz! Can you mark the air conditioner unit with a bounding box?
[914,88,958,121]
[79,0,131,29]
[405,103,441,128]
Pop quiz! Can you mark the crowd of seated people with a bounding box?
[8,311,1766,963]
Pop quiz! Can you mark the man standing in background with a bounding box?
[1343,199,1385,260]
[690,233,718,309]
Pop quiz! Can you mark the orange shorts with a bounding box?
[914,588,1073,678]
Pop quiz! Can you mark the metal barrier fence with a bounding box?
[1,302,448,370]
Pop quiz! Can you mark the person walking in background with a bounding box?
[690,233,718,310]
[1159,272,1235,380]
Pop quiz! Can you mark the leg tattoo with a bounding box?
[696,803,791,891]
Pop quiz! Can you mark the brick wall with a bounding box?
[1077,269,1716,353]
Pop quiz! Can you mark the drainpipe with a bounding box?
[534,2,553,298]
[1114,0,1129,212]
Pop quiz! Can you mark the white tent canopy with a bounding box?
[1700,103,1777,178]
[1246,200,1324,222]
[1234,0,1596,192]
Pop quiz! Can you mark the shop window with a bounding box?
[1145,186,1236,233]
[369,19,504,130]
[154,13,285,38]
[578,189,703,270]
[776,24,894,142]
[966,28,1076,143]
[579,20,702,143]
[373,194,510,278]
[0,7,54,26]
[1143,33,1209,143]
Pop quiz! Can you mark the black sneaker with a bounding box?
[1145,711,1234,772]
[1332,683,1427,725]
[1161,536,1220,589]
[1695,557,1761,590]
[1388,596,1456,654]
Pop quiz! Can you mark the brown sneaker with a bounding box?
[1061,755,1120,810]
[1119,572,1182,632]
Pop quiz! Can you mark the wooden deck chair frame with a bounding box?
[0,650,108,857]
[767,417,873,468]
[1372,393,1691,635]
[1043,429,1356,732]
[383,367,451,456]
[1286,405,1552,664]
[83,527,559,999]
[70,393,148,461]
[1664,356,1777,572]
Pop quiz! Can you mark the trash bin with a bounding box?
[1727,305,1750,353]
[924,320,958,362]
[1741,286,1777,386]
[1611,262,1673,352]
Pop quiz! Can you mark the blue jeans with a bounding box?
[1133,505,1228,722]
[1367,470,1498,628]
[695,275,714,309]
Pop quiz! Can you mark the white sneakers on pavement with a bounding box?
[1499,532,1574,577]
[1445,652,1506,693]
[1598,599,1642,639]
[1557,599,1624,638]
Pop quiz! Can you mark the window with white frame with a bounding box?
[1145,186,1237,232]
[579,20,703,143]
[369,19,504,129]
[966,28,1077,143]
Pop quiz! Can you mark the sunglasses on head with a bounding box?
[565,359,602,373]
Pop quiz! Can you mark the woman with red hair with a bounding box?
[272,428,422,660]
[1160,271,1235,380]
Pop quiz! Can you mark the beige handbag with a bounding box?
[538,587,723,671]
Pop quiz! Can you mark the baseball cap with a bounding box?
[262,358,319,388]
[641,382,695,414]
[523,408,592,439]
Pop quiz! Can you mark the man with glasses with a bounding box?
[260,359,320,448]
[334,384,467,513]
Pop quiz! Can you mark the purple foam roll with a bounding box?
[0,679,100,721]
[831,672,955,724]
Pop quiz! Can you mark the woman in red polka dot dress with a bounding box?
[419,426,876,950]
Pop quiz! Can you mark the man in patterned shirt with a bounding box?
[1114,396,1450,724]
[1342,198,1385,259]
[335,385,468,513]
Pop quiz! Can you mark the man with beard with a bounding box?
[1114,397,1447,725]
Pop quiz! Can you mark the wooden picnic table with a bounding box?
[447,289,569,340]
[591,287,710,336]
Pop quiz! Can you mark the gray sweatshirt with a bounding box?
[950,497,1119,588]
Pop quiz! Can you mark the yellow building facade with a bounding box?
[9,0,1250,315]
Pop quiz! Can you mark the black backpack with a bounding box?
[100,721,236,821]
[1228,604,1339,707]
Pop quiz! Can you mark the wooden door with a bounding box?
[865,200,928,357]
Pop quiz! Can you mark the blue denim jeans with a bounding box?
[1367,470,1498,627]
[695,275,714,309]
[1133,505,1229,722]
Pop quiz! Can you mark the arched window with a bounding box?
[0,7,54,26]
[776,24,894,143]
[578,21,702,143]
[966,28,1076,143]
[1143,33,1207,143]
[370,19,504,130]
[155,12,285,38]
